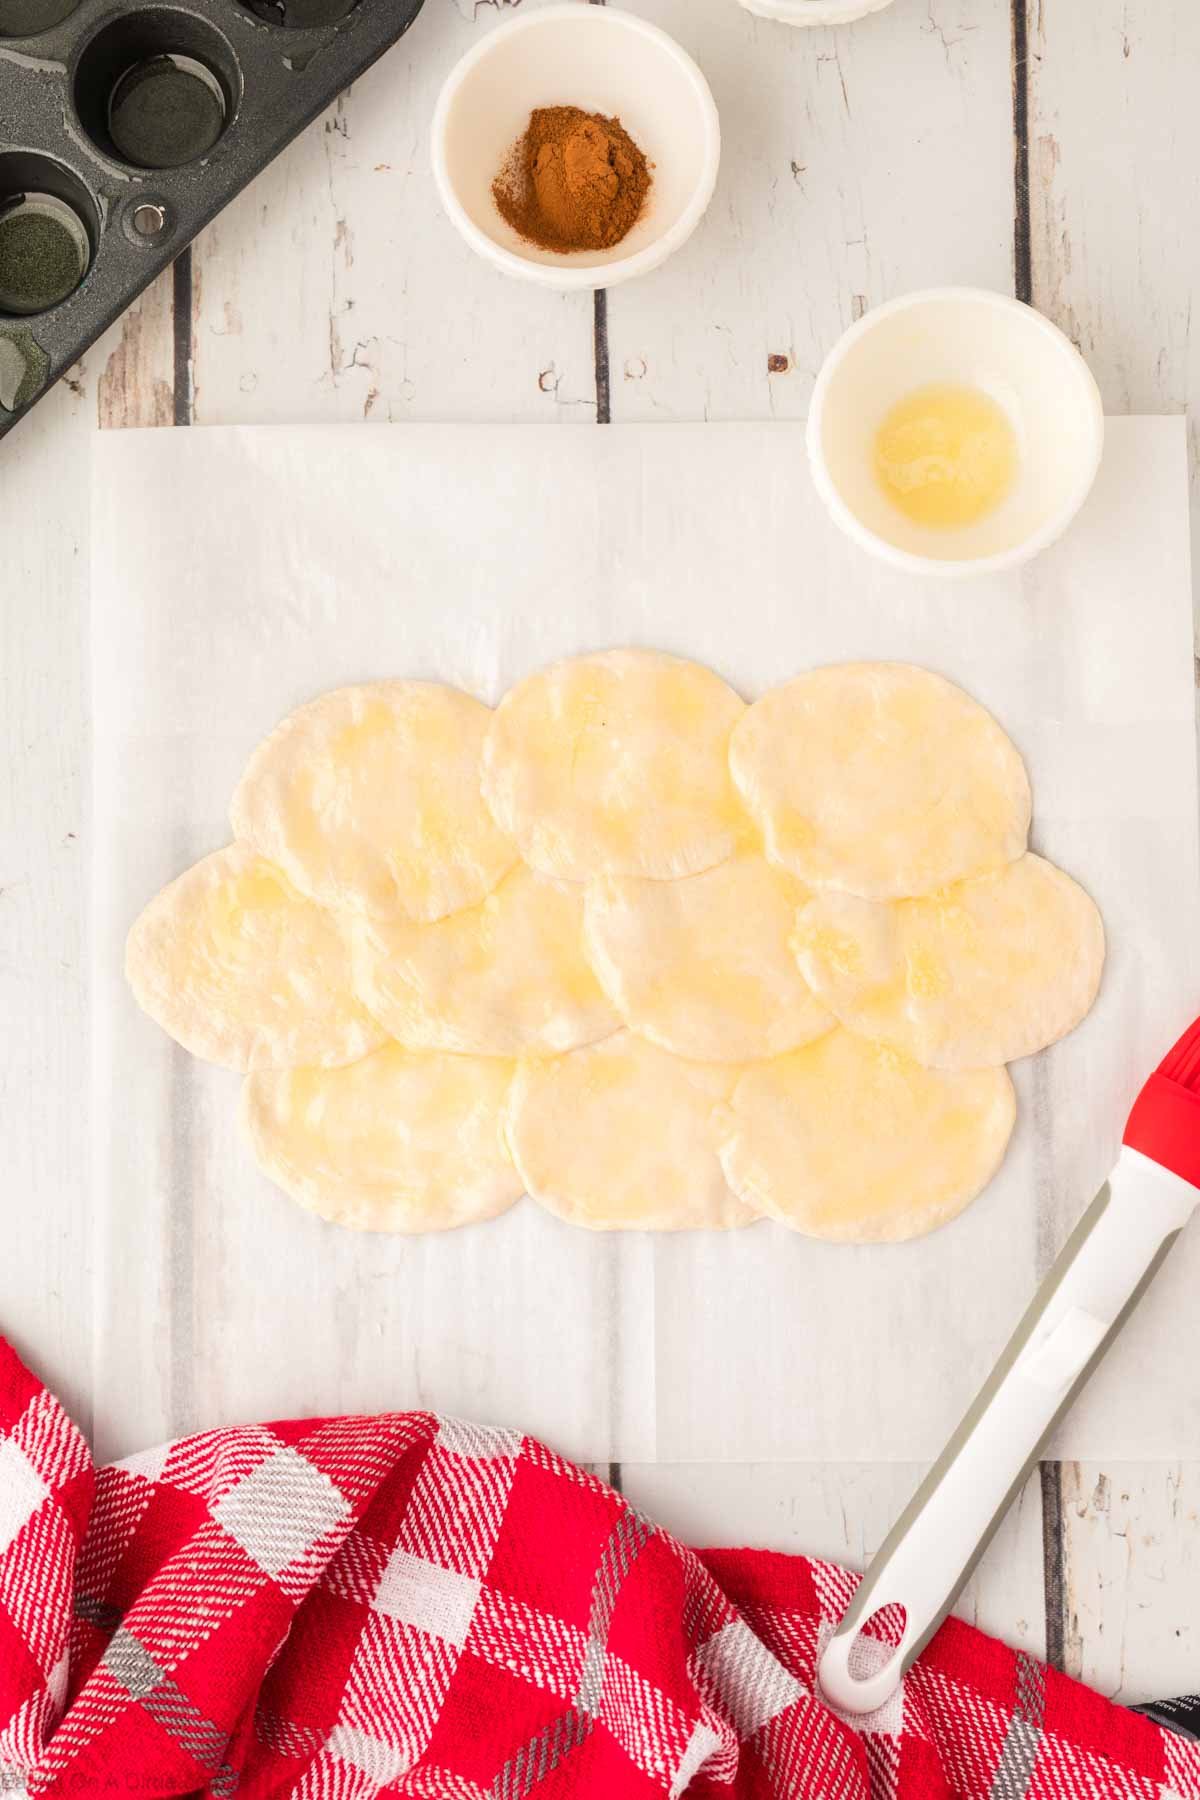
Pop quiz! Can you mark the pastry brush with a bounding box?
[819,1014,1200,1715]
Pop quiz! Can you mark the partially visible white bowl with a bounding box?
[431,3,720,292]
[739,0,896,23]
[807,288,1105,578]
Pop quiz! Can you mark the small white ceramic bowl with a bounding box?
[739,0,896,23]
[807,288,1104,578]
[431,3,720,291]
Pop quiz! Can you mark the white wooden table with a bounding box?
[3,0,1199,1709]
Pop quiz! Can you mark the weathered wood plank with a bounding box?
[95,269,177,432]
[0,282,174,1433]
[186,0,594,425]
[0,384,92,1432]
[1054,1462,1200,1703]
[600,0,1045,1673]
[622,1461,1047,1660]
[605,0,1014,422]
[1027,0,1200,1704]
[1027,0,1200,591]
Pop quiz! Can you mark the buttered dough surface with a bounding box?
[242,1045,523,1233]
[794,853,1105,1069]
[231,681,517,922]
[482,649,747,882]
[506,1032,755,1231]
[352,864,619,1056]
[127,651,1101,1241]
[125,844,384,1073]
[730,662,1031,899]
[718,1030,1016,1242]
[585,853,833,1062]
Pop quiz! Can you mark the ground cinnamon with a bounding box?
[493,106,652,253]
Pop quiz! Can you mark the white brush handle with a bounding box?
[818,1147,1197,1717]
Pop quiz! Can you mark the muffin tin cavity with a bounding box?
[0,0,81,38]
[74,11,238,169]
[0,152,97,317]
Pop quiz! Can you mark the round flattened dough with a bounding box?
[584,853,834,1063]
[482,649,748,882]
[718,1029,1015,1242]
[351,864,620,1057]
[729,662,1031,899]
[241,1044,523,1233]
[793,853,1104,1070]
[230,681,517,923]
[506,1032,755,1231]
[125,843,384,1072]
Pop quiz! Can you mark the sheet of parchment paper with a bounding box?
[91,418,1199,1467]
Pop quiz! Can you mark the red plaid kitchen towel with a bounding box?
[0,1338,1196,1798]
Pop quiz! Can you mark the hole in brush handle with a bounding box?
[819,1605,911,1716]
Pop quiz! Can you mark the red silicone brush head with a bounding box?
[1123,1015,1200,1188]
[1156,1015,1200,1088]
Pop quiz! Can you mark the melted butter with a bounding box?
[874,383,1017,528]
[209,861,295,961]
[904,947,949,1000]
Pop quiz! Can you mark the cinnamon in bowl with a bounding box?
[493,106,652,254]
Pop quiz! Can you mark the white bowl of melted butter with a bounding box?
[807,288,1104,577]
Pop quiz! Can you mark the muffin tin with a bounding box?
[0,0,425,437]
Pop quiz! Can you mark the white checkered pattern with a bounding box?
[213,1444,351,1576]
[695,1617,805,1738]
[0,1439,47,1556]
[373,1548,482,1647]
[327,1721,412,1783]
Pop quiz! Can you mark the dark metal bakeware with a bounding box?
[0,0,426,438]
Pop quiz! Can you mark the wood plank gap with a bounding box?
[1039,1459,1068,1671]
[1023,0,1059,1673]
[594,289,611,424]
[1010,0,1032,304]
[590,0,609,427]
[172,247,194,426]
[592,0,617,1467]
[589,0,610,427]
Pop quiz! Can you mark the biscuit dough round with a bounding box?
[584,853,833,1062]
[241,1045,523,1233]
[729,663,1031,899]
[351,864,620,1056]
[793,853,1104,1070]
[718,1029,1015,1242]
[230,681,517,923]
[506,1032,755,1231]
[125,844,384,1072]
[482,650,747,882]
